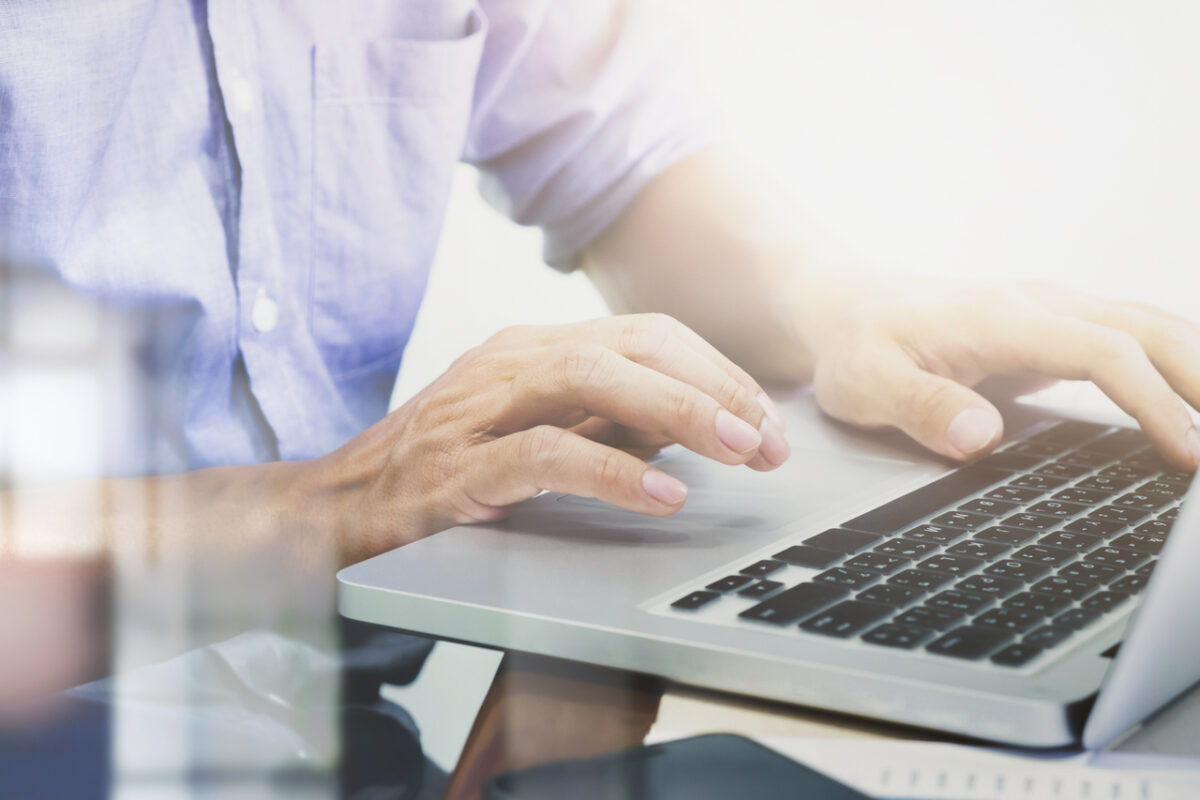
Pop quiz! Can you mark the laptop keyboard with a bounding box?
[668,421,1191,668]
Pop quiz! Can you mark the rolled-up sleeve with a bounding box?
[465,0,723,270]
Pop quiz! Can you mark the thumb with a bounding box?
[894,369,1004,461]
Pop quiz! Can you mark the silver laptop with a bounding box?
[338,391,1199,749]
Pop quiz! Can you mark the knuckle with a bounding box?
[715,374,756,418]
[560,343,614,389]
[905,379,959,431]
[621,313,677,362]
[592,448,628,490]
[1092,329,1145,368]
[518,425,564,469]
[669,387,705,430]
[488,324,532,346]
[1157,319,1200,353]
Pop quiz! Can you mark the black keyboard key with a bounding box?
[991,642,1044,667]
[985,485,1045,504]
[1028,420,1108,447]
[1076,475,1134,494]
[956,574,1023,598]
[1085,547,1148,570]
[930,510,992,530]
[1109,575,1148,594]
[1040,531,1101,552]
[1080,591,1132,614]
[946,539,1011,560]
[974,607,1044,634]
[926,589,992,615]
[1057,560,1122,584]
[841,466,1009,534]
[813,567,880,589]
[1008,474,1069,491]
[857,583,924,607]
[738,580,784,599]
[672,590,720,610]
[741,559,786,577]
[873,538,939,559]
[1023,625,1074,649]
[895,606,964,631]
[1100,464,1156,482]
[803,528,883,554]
[739,582,847,625]
[1027,500,1089,519]
[975,526,1039,547]
[1003,591,1070,616]
[918,554,984,577]
[801,600,892,638]
[977,451,1043,471]
[888,568,956,592]
[845,552,909,574]
[1006,440,1064,457]
[926,626,1012,660]
[1037,462,1092,480]
[1052,487,1109,505]
[1159,507,1181,521]
[1059,450,1114,469]
[1013,544,1076,567]
[984,559,1052,582]
[862,623,935,649]
[1114,492,1173,512]
[1002,513,1061,532]
[1134,562,1157,578]
[774,545,842,569]
[1158,473,1193,489]
[1086,429,1150,457]
[1123,451,1170,471]
[1053,608,1100,630]
[1062,518,1124,537]
[707,575,754,592]
[1089,505,1150,525]
[904,524,968,544]
[1138,480,1187,498]
[1111,532,1167,555]
[957,497,1020,517]
[1134,519,1174,537]
[1030,576,1096,600]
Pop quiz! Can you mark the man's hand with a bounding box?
[805,276,1200,469]
[317,314,789,560]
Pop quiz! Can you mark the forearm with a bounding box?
[581,147,867,384]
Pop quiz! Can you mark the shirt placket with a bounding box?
[206,0,317,460]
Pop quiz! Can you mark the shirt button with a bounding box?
[229,76,255,114]
[251,292,279,333]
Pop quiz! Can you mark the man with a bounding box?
[2,0,1198,794]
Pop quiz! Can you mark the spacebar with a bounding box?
[841,466,1009,535]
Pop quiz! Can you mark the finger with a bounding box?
[464,425,689,515]
[819,346,1005,461]
[600,313,789,431]
[502,343,787,467]
[981,311,1199,469]
[569,417,672,451]
[1060,297,1200,416]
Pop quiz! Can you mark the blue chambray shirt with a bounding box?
[0,0,716,474]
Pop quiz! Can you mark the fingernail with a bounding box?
[1187,428,1200,470]
[642,470,688,505]
[757,417,791,466]
[757,392,787,432]
[715,409,762,454]
[947,408,1001,456]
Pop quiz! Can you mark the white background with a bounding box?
[395,0,1200,405]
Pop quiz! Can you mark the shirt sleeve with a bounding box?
[464,0,724,271]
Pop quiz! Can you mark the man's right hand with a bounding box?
[313,314,790,561]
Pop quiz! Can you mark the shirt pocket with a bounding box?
[310,7,486,377]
